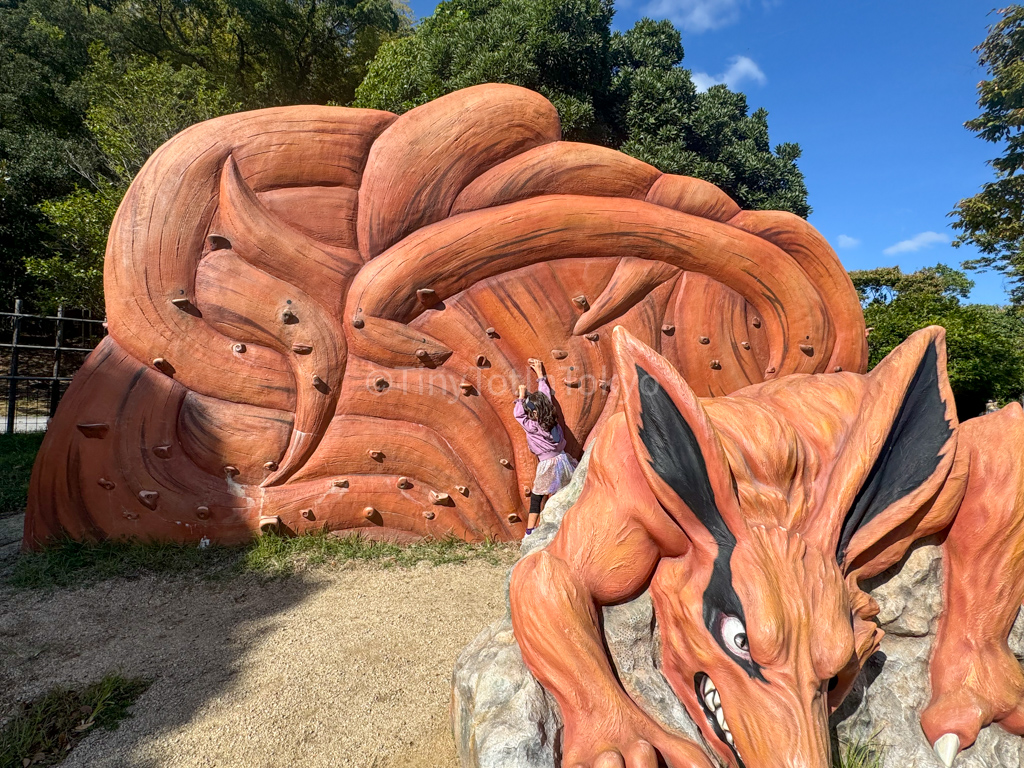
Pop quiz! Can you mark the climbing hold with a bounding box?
[373,377,389,392]
[196,506,211,520]
[564,378,581,388]
[206,233,231,251]
[456,485,469,496]
[291,344,312,354]
[224,466,239,477]
[499,458,512,468]
[311,374,327,388]
[423,510,436,520]
[523,485,531,497]
[799,344,815,356]
[153,358,173,374]
[264,461,278,471]
[282,309,298,324]
[476,355,489,367]
[752,317,762,328]
[398,476,411,489]
[741,341,750,350]
[572,295,590,312]
[362,506,376,519]
[416,288,438,305]
[598,380,611,392]
[710,360,722,370]
[97,478,115,490]
[834,366,843,373]
[698,336,710,345]
[332,478,349,488]
[585,333,599,342]
[233,343,246,353]
[507,513,520,524]
[352,316,365,329]
[153,445,172,459]
[368,450,384,461]
[123,511,140,520]
[259,515,281,533]
[459,382,474,395]
[430,491,451,505]
[765,366,777,374]
[171,298,190,309]
[301,509,315,521]
[662,324,675,334]
[138,490,159,510]
[485,327,498,338]
[551,349,568,360]
[77,423,109,439]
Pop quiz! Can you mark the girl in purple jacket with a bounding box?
[514,358,578,535]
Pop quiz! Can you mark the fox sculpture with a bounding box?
[25,83,867,547]
[509,326,1024,768]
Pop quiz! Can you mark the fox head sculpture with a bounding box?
[611,326,961,768]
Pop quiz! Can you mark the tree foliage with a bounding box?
[0,0,407,312]
[850,264,1024,418]
[952,5,1024,305]
[354,2,809,216]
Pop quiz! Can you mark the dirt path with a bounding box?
[0,548,511,768]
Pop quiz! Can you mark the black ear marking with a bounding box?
[635,364,733,546]
[635,365,764,680]
[837,340,954,562]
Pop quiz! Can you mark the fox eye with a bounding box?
[720,615,751,661]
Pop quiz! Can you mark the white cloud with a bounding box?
[643,0,743,33]
[836,234,860,249]
[691,56,767,93]
[882,231,949,256]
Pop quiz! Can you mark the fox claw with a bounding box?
[932,733,959,767]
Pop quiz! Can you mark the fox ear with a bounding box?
[828,326,958,572]
[611,326,743,552]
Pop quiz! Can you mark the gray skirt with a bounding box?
[532,452,578,496]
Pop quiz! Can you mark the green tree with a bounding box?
[27,46,240,312]
[850,264,1024,418]
[354,2,809,215]
[952,5,1024,305]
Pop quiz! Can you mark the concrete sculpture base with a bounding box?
[452,453,1024,768]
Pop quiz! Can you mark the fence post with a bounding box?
[7,298,21,434]
[50,305,65,418]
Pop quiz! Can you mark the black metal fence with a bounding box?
[0,300,107,434]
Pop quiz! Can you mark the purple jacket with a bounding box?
[514,377,567,461]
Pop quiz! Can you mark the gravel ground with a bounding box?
[0,530,512,768]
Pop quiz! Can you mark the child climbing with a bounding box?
[514,358,578,536]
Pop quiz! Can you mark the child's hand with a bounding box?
[518,384,527,399]
[528,358,545,377]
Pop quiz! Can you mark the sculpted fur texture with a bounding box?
[509,326,1024,768]
[25,84,866,546]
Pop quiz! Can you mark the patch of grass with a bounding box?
[9,530,519,589]
[834,732,886,768]
[0,674,150,768]
[241,529,518,576]
[0,433,44,517]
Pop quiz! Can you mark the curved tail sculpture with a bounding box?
[25,84,866,546]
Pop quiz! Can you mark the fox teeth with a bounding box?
[700,676,734,748]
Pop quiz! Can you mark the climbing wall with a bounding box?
[25,84,867,546]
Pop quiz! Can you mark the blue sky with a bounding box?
[405,0,1010,304]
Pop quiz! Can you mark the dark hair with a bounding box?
[523,391,557,433]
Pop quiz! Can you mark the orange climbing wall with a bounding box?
[24,84,867,547]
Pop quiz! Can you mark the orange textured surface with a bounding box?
[509,326,1024,768]
[25,84,867,547]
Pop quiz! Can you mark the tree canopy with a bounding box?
[850,264,1024,418]
[354,0,810,216]
[0,0,407,311]
[952,5,1024,306]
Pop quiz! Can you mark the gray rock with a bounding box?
[452,455,1024,768]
